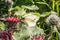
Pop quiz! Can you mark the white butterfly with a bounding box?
[23,14,39,27]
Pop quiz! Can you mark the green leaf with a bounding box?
[9,6,21,12]
[33,13,41,17]
[22,5,39,10]
[0,22,5,30]
[36,2,51,9]
[40,12,50,17]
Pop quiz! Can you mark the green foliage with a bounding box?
[0,0,60,40]
[14,24,44,40]
[0,0,8,17]
[0,22,5,30]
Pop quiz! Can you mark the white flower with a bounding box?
[45,12,60,25]
[23,14,39,27]
[6,0,13,4]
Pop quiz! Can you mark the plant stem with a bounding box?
[51,26,54,40]
[36,2,51,10]
[42,0,46,3]
[52,0,55,11]
[54,26,59,40]
[56,2,59,14]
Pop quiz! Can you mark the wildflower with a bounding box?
[6,0,13,4]
[45,12,60,25]
[0,30,12,40]
[6,16,20,23]
[31,36,44,40]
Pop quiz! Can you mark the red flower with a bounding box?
[6,16,20,23]
[0,30,12,40]
[31,36,44,40]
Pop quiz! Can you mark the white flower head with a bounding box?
[23,14,39,27]
[6,0,13,4]
[45,12,60,25]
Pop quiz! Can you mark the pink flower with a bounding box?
[31,36,44,40]
[6,17,19,23]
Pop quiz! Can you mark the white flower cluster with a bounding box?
[45,12,60,33]
[45,12,60,26]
